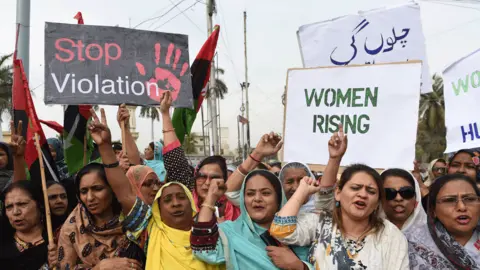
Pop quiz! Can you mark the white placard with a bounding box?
[297,2,431,94]
[443,49,480,153]
[283,62,422,170]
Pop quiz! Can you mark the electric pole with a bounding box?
[206,0,219,155]
[242,11,251,154]
[16,0,31,79]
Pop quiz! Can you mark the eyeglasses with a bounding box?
[436,195,480,207]
[142,179,162,189]
[432,167,446,174]
[385,187,415,201]
[195,173,223,183]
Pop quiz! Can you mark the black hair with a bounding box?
[47,180,66,190]
[149,142,155,151]
[449,149,475,164]
[244,170,283,210]
[255,163,269,170]
[0,142,13,171]
[112,142,123,152]
[427,173,480,215]
[335,164,385,234]
[198,156,228,180]
[0,180,45,240]
[381,168,416,191]
[75,163,122,216]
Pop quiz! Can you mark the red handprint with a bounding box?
[136,42,189,102]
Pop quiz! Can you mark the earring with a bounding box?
[335,201,340,208]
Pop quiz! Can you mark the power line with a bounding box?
[151,1,202,31]
[133,0,189,29]
[166,0,205,34]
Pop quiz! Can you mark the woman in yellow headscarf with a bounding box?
[145,182,224,270]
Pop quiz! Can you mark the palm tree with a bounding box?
[0,54,13,117]
[183,133,198,154]
[206,68,228,99]
[415,74,446,162]
[139,106,160,141]
[419,74,444,131]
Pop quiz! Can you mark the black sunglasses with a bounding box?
[385,187,415,201]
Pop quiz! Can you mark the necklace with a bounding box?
[14,234,44,252]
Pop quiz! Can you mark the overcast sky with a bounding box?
[1,0,479,155]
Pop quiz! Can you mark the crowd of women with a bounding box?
[0,90,478,269]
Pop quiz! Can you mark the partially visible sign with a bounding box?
[283,62,422,170]
[443,49,480,152]
[297,2,431,93]
[44,22,193,107]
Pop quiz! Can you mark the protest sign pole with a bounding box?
[83,133,87,166]
[121,121,127,155]
[34,133,55,248]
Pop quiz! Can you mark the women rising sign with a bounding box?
[44,22,193,107]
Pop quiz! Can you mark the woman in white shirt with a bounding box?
[270,127,409,270]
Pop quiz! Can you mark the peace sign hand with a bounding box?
[88,108,112,147]
[9,121,26,157]
[328,124,348,160]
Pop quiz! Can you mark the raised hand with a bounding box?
[118,151,130,172]
[253,132,283,160]
[159,91,173,114]
[48,243,57,269]
[205,178,227,204]
[117,104,130,128]
[328,124,348,160]
[88,108,112,147]
[299,176,321,196]
[9,121,26,157]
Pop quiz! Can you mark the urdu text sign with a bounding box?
[283,62,422,170]
[297,2,431,94]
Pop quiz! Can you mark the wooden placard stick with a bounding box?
[33,133,54,247]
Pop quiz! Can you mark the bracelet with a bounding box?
[162,128,175,133]
[236,168,246,177]
[201,203,216,211]
[103,161,120,168]
[249,153,261,163]
[237,164,249,176]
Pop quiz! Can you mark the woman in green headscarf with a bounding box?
[191,170,312,270]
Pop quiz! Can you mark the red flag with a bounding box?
[74,12,84,24]
[238,115,249,125]
[192,25,220,111]
[12,59,59,181]
[39,120,64,134]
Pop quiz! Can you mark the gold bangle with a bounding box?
[162,128,175,133]
[201,203,216,211]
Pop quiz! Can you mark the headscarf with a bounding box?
[424,158,446,187]
[145,182,221,270]
[218,170,310,270]
[0,142,13,192]
[406,174,480,269]
[126,165,158,203]
[47,138,69,180]
[144,141,166,182]
[57,163,144,268]
[279,162,316,213]
[380,169,427,234]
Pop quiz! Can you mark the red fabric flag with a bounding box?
[12,58,59,181]
[39,120,64,134]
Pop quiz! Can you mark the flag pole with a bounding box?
[34,133,54,247]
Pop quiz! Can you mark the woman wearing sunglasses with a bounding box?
[381,169,427,234]
[407,174,480,269]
